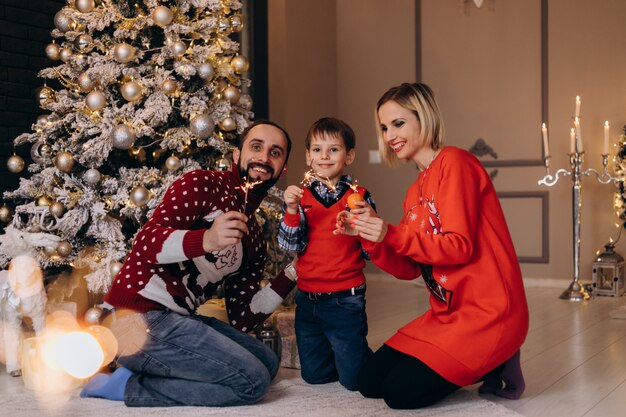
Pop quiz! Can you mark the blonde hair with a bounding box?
[375,83,445,166]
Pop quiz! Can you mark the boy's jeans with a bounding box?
[110,309,278,407]
[294,290,372,391]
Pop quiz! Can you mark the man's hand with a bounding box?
[202,211,249,252]
[283,185,304,215]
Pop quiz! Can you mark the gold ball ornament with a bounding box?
[36,114,50,125]
[189,113,215,139]
[84,306,103,324]
[152,5,173,27]
[197,62,214,80]
[49,201,65,217]
[111,124,136,149]
[56,240,73,257]
[7,155,25,173]
[217,17,230,32]
[74,33,93,52]
[45,43,61,60]
[54,11,73,32]
[86,90,106,111]
[0,205,13,223]
[216,158,231,171]
[121,81,142,102]
[230,55,249,74]
[59,47,73,63]
[55,151,75,173]
[78,72,95,92]
[113,43,136,63]
[165,155,181,171]
[219,117,237,132]
[130,185,151,207]
[110,261,123,277]
[75,0,95,13]
[37,195,53,207]
[37,86,56,108]
[74,54,87,66]
[223,86,241,104]
[83,168,102,185]
[161,79,178,95]
[238,94,253,110]
[170,41,186,57]
[230,14,244,32]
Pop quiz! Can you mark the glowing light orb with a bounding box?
[53,331,104,379]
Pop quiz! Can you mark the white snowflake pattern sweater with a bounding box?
[104,164,295,332]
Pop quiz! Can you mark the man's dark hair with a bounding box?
[238,120,292,163]
[305,117,356,151]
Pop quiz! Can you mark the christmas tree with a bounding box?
[0,0,289,295]
[613,125,626,229]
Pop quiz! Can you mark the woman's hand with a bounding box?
[352,212,388,243]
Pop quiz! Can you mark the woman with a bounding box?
[339,83,528,409]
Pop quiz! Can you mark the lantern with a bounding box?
[591,243,625,297]
[255,320,282,359]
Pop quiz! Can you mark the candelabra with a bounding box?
[538,152,618,300]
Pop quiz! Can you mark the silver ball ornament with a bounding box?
[130,185,151,207]
[216,158,231,171]
[190,113,215,139]
[165,156,181,171]
[59,47,73,63]
[49,201,65,217]
[86,90,106,111]
[31,142,52,164]
[170,41,186,57]
[84,306,103,324]
[230,15,244,32]
[0,205,13,223]
[111,124,136,150]
[54,11,73,33]
[230,55,249,73]
[223,86,241,104]
[43,246,58,257]
[121,81,142,102]
[113,43,136,63]
[110,261,123,277]
[7,155,25,173]
[75,0,95,13]
[152,5,173,27]
[161,79,178,95]
[45,43,61,60]
[56,241,73,257]
[219,117,237,132]
[55,151,75,173]
[78,72,95,92]
[197,62,214,80]
[74,33,93,52]
[217,17,230,32]
[36,114,50,125]
[238,94,253,110]
[83,168,102,185]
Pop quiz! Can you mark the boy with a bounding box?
[278,117,375,391]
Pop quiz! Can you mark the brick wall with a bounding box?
[0,0,64,195]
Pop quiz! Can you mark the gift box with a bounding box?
[280,335,300,369]
[274,308,295,338]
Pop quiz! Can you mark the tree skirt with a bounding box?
[0,374,524,417]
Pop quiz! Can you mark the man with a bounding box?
[80,120,296,407]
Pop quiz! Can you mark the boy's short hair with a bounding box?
[305,117,356,151]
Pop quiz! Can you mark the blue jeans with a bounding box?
[110,310,278,407]
[294,290,372,391]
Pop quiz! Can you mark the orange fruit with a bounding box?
[347,193,365,210]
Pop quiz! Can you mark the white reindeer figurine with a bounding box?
[0,225,61,376]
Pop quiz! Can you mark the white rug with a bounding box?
[0,374,523,417]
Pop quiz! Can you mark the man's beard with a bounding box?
[238,162,281,194]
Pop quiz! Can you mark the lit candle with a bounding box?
[575,96,581,118]
[570,128,576,154]
[541,123,549,158]
[574,117,583,152]
[604,121,610,155]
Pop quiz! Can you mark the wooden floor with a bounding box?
[364,276,626,417]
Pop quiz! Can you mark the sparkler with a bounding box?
[300,166,337,193]
[238,178,262,212]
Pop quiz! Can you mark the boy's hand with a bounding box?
[333,210,358,236]
[284,185,304,215]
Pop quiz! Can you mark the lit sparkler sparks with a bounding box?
[300,169,337,192]
[238,178,263,210]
